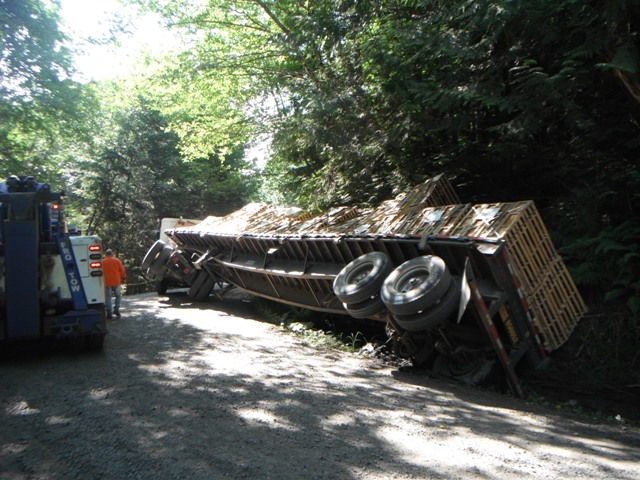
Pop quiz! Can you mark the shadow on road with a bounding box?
[1,292,639,480]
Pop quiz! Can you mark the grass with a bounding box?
[252,297,380,355]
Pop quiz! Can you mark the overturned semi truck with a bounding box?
[142,175,586,397]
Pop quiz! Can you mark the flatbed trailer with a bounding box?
[142,175,586,396]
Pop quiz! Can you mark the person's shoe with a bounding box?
[114,310,121,318]
[107,313,113,319]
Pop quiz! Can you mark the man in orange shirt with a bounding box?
[103,249,127,319]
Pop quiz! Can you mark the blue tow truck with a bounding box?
[0,175,107,349]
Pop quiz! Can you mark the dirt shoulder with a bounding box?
[1,292,639,480]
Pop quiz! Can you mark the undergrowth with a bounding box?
[252,297,382,354]
[523,305,640,424]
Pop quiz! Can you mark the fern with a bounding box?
[598,39,640,74]
[563,220,640,323]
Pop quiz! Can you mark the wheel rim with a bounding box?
[381,256,451,315]
[397,270,430,293]
[333,252,392,304]
[346,263,374,286]
[391,277,461,332]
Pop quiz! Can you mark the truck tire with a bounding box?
[391,277,460,332]
[344,295,386,319]
[333,252,393,304]
[432,352,497,386]
[142,240,166,269]
[188,270,209,299]
[194,274,216,302]
[155,278,168,295]
[149,245,174,275]
[381,255,451,316]
[85,333,105,350]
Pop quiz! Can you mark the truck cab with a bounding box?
[142,217,202,295]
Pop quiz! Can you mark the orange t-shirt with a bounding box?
[103,255,126,287]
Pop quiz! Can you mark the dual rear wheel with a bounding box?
[333,252,462,329]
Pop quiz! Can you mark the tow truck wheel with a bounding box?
[85,333,105,350]
[333,252,393,304]
[391,277,460,332]
[142,240,166,269]
[381,255,451,315]
[344,295,386,319]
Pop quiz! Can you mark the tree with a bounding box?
[0,0,94,182]
[72,80,258,280]
[127,0,640,321]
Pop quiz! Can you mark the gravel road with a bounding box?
[1,292,640,480]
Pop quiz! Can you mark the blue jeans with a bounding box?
[105,285,122,316]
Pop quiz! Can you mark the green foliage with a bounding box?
[563,221,640,323]
[283,321,350,351]
[0,0,93,178]
[134,0,278,161]
[553,158,640,322]
[66,80,259,282]
[252,297,373,351]
[131,0,640,214]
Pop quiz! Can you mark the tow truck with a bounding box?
[0,175,107,349]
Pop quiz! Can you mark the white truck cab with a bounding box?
[158,217,201,244]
